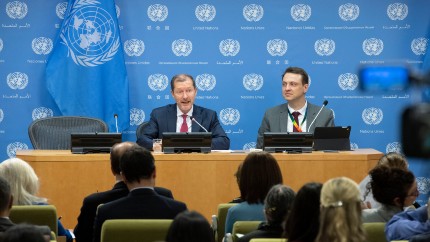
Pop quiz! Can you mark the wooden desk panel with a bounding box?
[16,149,382,229]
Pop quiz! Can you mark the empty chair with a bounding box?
[9,205,58,235]
[232,221,261,242]
[213,203,237,242]
[363,222,388,242]
[135,121,149,140]
[100,219,172,242]
[28,116,108,149]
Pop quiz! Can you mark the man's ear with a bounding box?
[152,167,156,179]
[8,195,13,209]
[120,171,127,183]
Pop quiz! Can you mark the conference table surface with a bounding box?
[16,148,382,230]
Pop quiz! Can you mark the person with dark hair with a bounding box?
[362,166,417,223]
[74,142,173,242]
[385,198,430,241]
[0,224,50,242]
[256,66,334,148]
[359,152,409,209]
[137,73,230,150]
[284,182,323,242]
[238,184,295,242]
[92,146,187,242]
[230,163,244,203]
[0,177,14,232]
[225,152,283,234]
[165,210,215,242]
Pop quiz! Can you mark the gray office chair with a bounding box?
[136,121,149,140]
[28,116,108,149]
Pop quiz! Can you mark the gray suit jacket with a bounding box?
[256,102,334,148]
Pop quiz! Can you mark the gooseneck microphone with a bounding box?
[190,116,209,132]
[307,100,328,132]
[114,114,119,133]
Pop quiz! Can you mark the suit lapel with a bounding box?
[167,104,177,132]
[191,105,201,132]
[280,104,289,132]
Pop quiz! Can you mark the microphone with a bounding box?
[307,100,328,132]
[190,116,209,132]
[114,114,119,133]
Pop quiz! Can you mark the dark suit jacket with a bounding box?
[256,102,335,148]
[0,217,14,232]
[93,188,187,242]
[137,104,230,150]
[74,182,173,242]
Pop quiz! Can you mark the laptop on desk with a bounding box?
[313,126,351,151]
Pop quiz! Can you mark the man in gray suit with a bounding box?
[256,67,334,148]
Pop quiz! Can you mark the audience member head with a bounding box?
[110,142,138,175]
[165,210,214,242]
[119,146,155,185]
[239,152,283,204]
[1,224,49,242]
[170,74,197,114]
[0,158,47,205]
[264,184,295,226]
[315,177,365,242]
[284,182,322,242]
[376,152,408,169]
[0,177,13,216]
[368,166,417,209]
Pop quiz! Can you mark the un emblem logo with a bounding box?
[32,107,54,120]
[32,37,53,55]
[60,1,120,67]
[362,107,383,125]
[0,109,3,123]
[363,38,384,56]
[147,4,168,22]
[243,142,256,150]
[0,38,3,53]
[338,3,359,21]
[115,4,120,18]
[148,74,169,91]
[196,74,216,91]
[267,39,288,57]
[411,38,428,55]
[387,3,408,20]
[130,108,145,126]
[6,1,28,19]
[416,177,430,194]
[386,142,402,154]
[243,74,264,91]
[56,2,68,19]
[314,38,335,56]
[195,4,216,22]
[172,39,193,57]
[219,39,240,57]
[350,142,359,150]
[7,142,28,158]
[243,4,264,22]
[7,72,28,90]
[124,39,145,57]
[338,73,358,91]
[220,108,241,125]
[291,4,311,21]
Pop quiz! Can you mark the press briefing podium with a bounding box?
[16,149,382,229]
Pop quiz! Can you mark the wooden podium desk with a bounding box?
[16,149,382,229]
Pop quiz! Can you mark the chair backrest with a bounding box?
[136,121,149,140]
[28,116,108,149]
[216,203,237,242]
[232,221,262,242]
[363,222,388,242]
[101,219,173,242]
[249,239,287,242]
[9,205,58,235]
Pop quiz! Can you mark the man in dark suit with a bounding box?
[0,177,14,232]
[137,74,230,150]
[256,67,335,148]
[93,145,187,242]
[74,142,173,242]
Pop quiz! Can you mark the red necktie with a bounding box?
[180,114,188,132]
[292,111,301,132]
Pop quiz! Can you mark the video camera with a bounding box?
[359,65,430,158]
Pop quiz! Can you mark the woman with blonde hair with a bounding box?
[315,177,366,242]
[0,158,72,242]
